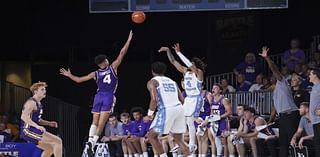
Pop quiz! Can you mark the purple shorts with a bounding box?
[20,127,44,144]
[212,118,229,136]
[92,92,115,113]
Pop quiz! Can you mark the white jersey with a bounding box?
[184,71,202,96]
[152,76,181,109]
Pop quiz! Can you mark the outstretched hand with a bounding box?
[128,30,133,41]
[259,46,269,58]
[172,43,181,53]
[59,68,72,77]
[158,47,170,52]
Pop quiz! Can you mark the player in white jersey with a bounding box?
[159,44,207,155]
[144,62,190,157]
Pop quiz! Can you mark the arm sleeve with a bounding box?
[176,52,192,67]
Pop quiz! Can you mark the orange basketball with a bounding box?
[131,11,146,24]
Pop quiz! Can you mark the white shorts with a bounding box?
[150,105,186,134]
[182,96,203,117]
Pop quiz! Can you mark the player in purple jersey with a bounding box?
[207,84,232,157]
[20,82,63,157]
[59,30,133,153]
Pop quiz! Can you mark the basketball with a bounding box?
[131,11,146,24]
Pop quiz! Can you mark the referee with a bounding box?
[259,46,300,157]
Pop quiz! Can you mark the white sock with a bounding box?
[140,154,143,157]
[159,153,168,157]
[187,117,196,146]
[154,155,159,157]
[211,155,216,157]
[201,154,207,157]
[129,154,133,157]
[143,152,148,157]
[134,154,140,157]
[88,124,97,142]
[124,154,128,157]
[229,155,235,157]
[178,155,184,157]
[172,152,178,157]
[215,137,223,156]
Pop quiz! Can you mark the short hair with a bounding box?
[130,107,144,115]
[191,57,207,72]
[30,82,47,95]
[300,102,309,108]
[237,104,249,110]
[213,83,223,90]
[151,61,167,75]
[120,112,130,118]
[244,107,256,115]
[109,113,118,119]
[310,67,320,79]
[94,54,107,65]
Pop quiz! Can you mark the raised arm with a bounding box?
[158,46,187,74]
[259,46,283,81]
[172,43,201,75]
[59,68,95,83]
[21,101,46,132]
[111,30,133,72]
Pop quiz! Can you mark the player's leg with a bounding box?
[148,129,165,155]
[37,143,53,157]
[249,137,258,157]
[171,106,191,157]
[227,135,236,157]
[236,142,245,157]
[207,127,216,157]
[122,139,129,157]
[199,129,208,157]
[40,131,63,157]
[140,137,148,157]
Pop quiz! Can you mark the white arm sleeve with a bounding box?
[176,52,193,67]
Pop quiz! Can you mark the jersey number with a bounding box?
[186,81,192,88]
[163,83,176,92]
[103,74,111,84]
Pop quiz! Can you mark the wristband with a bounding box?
[147,109,154,116]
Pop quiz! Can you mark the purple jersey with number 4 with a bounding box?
[92,66,118,113]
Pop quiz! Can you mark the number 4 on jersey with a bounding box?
[103,74,111,84]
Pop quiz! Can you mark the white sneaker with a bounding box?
[189,144,197,154]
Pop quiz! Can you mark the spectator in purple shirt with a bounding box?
[236,74,252,92]
[120,112,134,157]
[128,107,149,157]
[282,38,306,72]
[234,52,262,84]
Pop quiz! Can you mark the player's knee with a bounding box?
[147,131,157,139]
[54,136,63,146]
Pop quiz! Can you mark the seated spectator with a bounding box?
[236,74,251,92]
[120,112,134,157]
[280,66,292,81]
[290,74,310,108]
[234,52,262,84]
[260,76,272,91]
[249,74,264,92]
[282,38,306,72]
[0,121,12,143]
[220,78,236,94]
[101,113,124,157]
[0,114,19,141]
[290,102,315,156]
[234,107,268,157]
[293,64,311,89]
[127,107,150,157]
[308,51,320,68]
